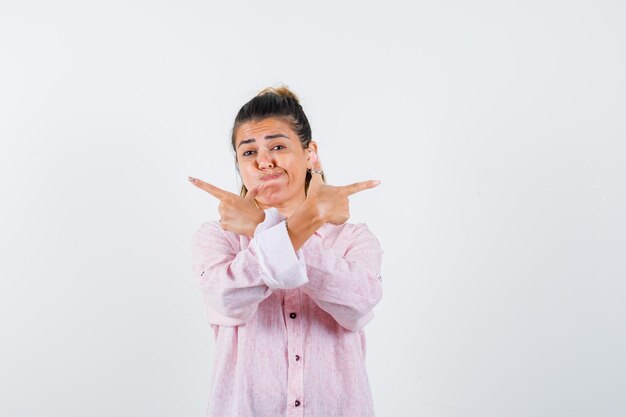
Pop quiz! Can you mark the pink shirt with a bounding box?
[191,207,383,417]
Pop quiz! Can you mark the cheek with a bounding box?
[238,165,256,186]
[282,154,307,172]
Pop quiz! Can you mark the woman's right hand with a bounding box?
[188,176,266,237]
[305,151,380,225]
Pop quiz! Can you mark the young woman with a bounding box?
[189,86,383,417]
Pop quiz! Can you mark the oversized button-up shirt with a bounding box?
[191,208,383,417]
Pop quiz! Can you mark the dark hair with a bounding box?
[230,85,325,197]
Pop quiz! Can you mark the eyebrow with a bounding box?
[237,134,289,149]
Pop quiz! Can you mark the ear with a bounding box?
[306,141,319,169]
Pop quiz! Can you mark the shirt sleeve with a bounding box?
[191,221,272,326]
[252,207,309,290]
[300,223,383,332]
[191,208,308,326]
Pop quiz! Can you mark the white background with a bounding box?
[1,1,625,416]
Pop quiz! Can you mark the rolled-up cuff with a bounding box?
[253,212,308,290]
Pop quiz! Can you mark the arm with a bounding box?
[300,223,383,332]
[191,209,309,326]
[191,221,271,326]
[286,199,325,252]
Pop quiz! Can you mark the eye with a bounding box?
[241,145,285,157]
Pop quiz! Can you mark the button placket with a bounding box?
[284,288,305,417]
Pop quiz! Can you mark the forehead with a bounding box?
[235,117,296,145]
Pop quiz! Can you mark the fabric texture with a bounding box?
[191,207,384,417]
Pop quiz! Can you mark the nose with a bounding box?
[257,149,274,170]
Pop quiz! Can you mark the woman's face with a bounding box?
[234,117,317,210]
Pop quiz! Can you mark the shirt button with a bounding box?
[295,400,301,407]
[295,354,300,361]
[289,312,297,319]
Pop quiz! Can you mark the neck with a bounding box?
[256,190,306,219]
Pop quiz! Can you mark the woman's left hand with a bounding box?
[188,176,266,237]
[304,151,380,225]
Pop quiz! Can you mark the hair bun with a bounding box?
[257,85,300,103]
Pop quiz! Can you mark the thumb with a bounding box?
[245,184,264,203]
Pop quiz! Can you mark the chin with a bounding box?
[257,189,290,207]
[258,196,285,207]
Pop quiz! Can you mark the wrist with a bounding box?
[257,209,266,225]
[245,210,266,238]
[300,198,324,225]
[288,200,325,235]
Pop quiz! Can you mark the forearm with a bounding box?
[286,200,325,252]
[300,223,383,331]
[302,250,382,331]
[199,248,273,322]
[192,221,273,324]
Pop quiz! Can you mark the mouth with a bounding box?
[260,172,282,181]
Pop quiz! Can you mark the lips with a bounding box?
[260,172,282,181]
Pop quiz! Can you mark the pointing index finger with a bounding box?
[189,177,229,200]
[342,180,382,196]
